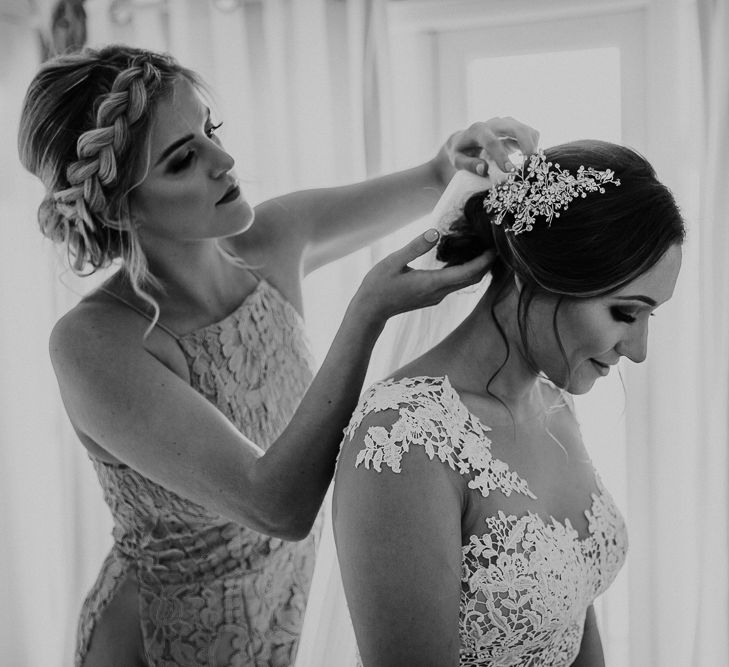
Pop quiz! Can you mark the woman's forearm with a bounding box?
[245,297,385,539]
[299,159,449,274]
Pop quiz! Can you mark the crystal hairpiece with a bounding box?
[484,150,621,235]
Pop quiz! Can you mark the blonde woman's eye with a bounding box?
[169,150,194,173]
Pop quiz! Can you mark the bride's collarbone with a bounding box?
[456,400,599,541]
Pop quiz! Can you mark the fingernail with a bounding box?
[476,162,485,176]
[424,229,440,243]
[505,161,515,172]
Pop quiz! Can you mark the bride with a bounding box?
[331,140,685,666]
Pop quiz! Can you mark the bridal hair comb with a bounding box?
[484,150,621,235]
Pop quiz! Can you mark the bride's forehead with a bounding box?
[610,244,682,303]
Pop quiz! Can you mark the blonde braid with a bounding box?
[52,61,161,270]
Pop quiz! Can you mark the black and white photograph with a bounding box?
[1,1,727,666]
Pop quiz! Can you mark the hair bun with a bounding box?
[37,195,69,243]
[436,191,496,266]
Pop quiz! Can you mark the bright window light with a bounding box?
[466,48,622,147]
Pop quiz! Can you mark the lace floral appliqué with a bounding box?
[345,376,628,667]
[346,376,535,499]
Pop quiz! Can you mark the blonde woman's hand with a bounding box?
[352,229,494,322]
[435,117,540,184]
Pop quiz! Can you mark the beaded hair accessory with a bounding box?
[484,149,621,234]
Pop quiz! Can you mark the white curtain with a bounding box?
[620,3,729,665]
[692,0,729,663]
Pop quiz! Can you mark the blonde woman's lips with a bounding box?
[217,184,241,205]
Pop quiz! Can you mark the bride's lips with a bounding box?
[590,359,610,376]
[216,184,241,205]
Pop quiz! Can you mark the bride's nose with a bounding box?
[616,321,649,364]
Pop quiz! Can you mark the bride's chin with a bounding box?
[563,375,598,396]
[541,367,589,395]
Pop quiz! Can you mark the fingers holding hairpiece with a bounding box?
[449,118,540,177]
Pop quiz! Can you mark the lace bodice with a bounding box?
[343,376,628,667]
[77,279,320,667]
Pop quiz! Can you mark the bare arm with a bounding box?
[287,160,447,274]
[52,233,492,541]
[333,410,465,667]
[571,606,605,667]
[260,118,539,274]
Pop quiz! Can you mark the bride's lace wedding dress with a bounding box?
[341,375,628,666]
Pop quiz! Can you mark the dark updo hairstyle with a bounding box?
[437,140,685,380]
[18,44,203,319]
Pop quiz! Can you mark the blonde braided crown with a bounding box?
[20,45,200,278]
[52,61,163,271]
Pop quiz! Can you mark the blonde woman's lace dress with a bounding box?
[343,376,628,667]
[75,279,319,667]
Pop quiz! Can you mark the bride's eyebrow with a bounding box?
[614,295,657,307]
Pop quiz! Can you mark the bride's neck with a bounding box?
[429,282,541,406]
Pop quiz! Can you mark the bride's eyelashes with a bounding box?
[610,307,656,324]
[610,307,636,324]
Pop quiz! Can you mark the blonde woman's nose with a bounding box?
[210,144,235,178]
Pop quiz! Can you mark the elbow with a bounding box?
[237,463,319,541]
[276,523,313,542]
[266,512,316,542]
[229,463,320,541]
[230,503,315,542]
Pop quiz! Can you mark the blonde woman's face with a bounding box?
[525,243,682,395]
[129,78,253,242]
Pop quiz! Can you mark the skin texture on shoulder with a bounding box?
[49,298,268,517]
[333,406,465,667]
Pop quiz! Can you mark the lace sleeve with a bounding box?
[333,379,466,667]
[341,376,535,500]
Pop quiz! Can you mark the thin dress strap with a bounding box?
[99,288,181,341]
[245,267,264,283]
